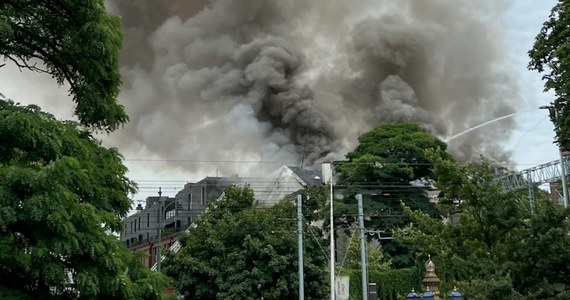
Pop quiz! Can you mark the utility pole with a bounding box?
[357,194,368,300]
[557,108,569,208]
[330,177,335,300]
[322,162,335,300]
[157,187,162,272]
[297,195,304,300]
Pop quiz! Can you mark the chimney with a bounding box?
[136,203,143,211]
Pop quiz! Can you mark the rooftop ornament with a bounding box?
[405,288,421,300]
[449,287,465,300]
[422,255,441,298]
[422,286,436,300]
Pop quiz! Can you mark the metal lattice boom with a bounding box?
[497,159,568,191]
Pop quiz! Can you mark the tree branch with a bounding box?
[12,34,77,92]
[4,55,49,73]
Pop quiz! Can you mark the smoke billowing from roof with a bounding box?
[106,0,518,175]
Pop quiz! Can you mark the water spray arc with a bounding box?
[444,110,540,143]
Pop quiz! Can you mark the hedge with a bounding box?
[341,268,422,300]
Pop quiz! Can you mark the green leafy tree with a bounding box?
[339,231,391,272]
[529,0,570,150]
[341,123,449,183]
[0,0,126,131]
[335,122,449,267]
[509,200,570,299]
[0,100,168,299]
[163,186,328,300]
[298,185,328,223]
[397,152,570,299]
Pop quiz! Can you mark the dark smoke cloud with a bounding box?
[106,0,518,175]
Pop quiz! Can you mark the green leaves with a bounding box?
[335,123,448,267]
[342,122,448,183]
[0,2,166,298]
[397,155,570,299]
[529,1,570,150]
[0,0,126,131]
[0,100,166,299]
[163,186,328,300]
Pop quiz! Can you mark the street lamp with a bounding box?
[539,104,569,207]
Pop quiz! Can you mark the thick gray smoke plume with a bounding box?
[106,0,518,175]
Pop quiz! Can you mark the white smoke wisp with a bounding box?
[106,0,519,176]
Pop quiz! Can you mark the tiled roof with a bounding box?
[287,166,322,186]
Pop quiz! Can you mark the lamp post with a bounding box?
[156,187,163,272]
[540,104,569,207]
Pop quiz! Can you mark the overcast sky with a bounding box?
[0,1,561,203]
[503,0,559,168]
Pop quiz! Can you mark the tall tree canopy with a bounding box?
[397,152,570,299]
[529,0,570,150]
[0,100,167,299]
[0,0,126,131]
[335,122,449,267]
[341,122,449,184]
[163,186,328,300]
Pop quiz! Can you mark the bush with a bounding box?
[342,268,421,300]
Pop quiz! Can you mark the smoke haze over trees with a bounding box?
[0,0,516,178]
[105,0,519,176]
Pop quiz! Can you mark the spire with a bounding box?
[425,254,436,276]
[422,254,441,299]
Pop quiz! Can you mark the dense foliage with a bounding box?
[163,186,328,300]
[335,122,449,267]
[0,100,168,298]
[397,152,570,299]
[0,1,173,298]
[339,231,391,273]
[343,268,421,300]
[0,0,126,131]
[529,0,570,150]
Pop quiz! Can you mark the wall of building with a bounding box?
[120,168,322,268]
[120,176,244,268]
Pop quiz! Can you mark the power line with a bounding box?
[123,158,552,167]
[124,158,296,164]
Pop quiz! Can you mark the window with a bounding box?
[165,209,176,219]
[147,213,150,227]
[201,187,205,205]
[138,217,141,230]
[188,193,193,210]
